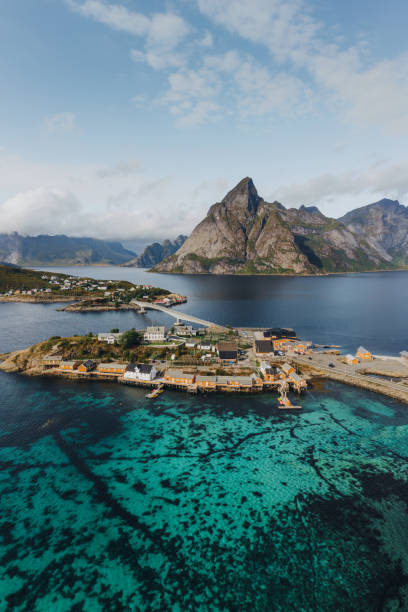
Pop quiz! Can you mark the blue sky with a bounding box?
[1,0,408,244]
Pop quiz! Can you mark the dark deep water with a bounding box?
[1,267,408,610]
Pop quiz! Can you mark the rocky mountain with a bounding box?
[122,235,187,267]
[0,233,136,266]
[339,199,408,266]
[153,178,388,275]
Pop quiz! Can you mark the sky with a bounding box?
[1,0,408,245]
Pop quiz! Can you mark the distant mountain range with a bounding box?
[122,235,187,268]
[339,199,408,266]
[2,181,407,274]
[153,177,408,275]
[0,233,136,266]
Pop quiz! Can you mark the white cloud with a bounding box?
[197,0,320,64]
[198,31,213,48]
[0,151,209,240]
[1,150,408,241]
[273,161,408,216]
[0,189,82,235]
[66,0,150,36]
[66,0,408,132]
[162,50,313,125]
[196,0,408,133]
[68,1,190,69]
[44,112,76,134]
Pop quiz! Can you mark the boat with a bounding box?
[146,385,164,399]
[278,392,302,409]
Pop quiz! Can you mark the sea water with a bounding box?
[1,373,408,611]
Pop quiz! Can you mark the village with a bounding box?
[0,270,187,309]
[1,271,408,406]
[2,316,406,408]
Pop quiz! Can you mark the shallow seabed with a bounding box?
[1,374,408,611]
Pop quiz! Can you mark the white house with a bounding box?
[124,363,157,381]
[144,326,166,342]
[98,332,122,345]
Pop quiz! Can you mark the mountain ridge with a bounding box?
[122,235,187,267]
[0,233,136,266]
[153,178,404,275]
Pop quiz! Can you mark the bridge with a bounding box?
[131,300,228,331]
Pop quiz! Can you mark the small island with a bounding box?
[1,321,408,406]
[0,263,186,311]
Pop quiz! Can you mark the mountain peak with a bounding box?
[299,205,322,215]
[221,177,261,218]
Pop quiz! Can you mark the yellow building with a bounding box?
[59,361,78,371]
[78,360,96,373]
[356,346,372,360]
[281,363,295,376]
[43,355,62,366]
[97,363,127,374]
[165,369,196,385]
[196,375,217,389]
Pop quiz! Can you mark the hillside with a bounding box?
[0,233,136,266]
[0,264,68,293]
[339,199,408,266]
[123,235,187,267]
[154,178,388,275]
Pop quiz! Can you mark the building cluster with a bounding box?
[153,294,187,307]
[253,328,312,356]
[260,361,307,392]
[2,274,133,297]
[164,369,262,390]
[344,346,373,365]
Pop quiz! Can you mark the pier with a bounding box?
[292,355,408,404]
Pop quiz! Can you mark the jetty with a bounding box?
[293,355,408,404]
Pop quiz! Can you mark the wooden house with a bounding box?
[165,370,196,385]
[217,341,238,362]
[254,340,274,355]
[196,375,217,389]
[42,355,62,366]
[97,363,127,375]
[216,375,254,389]
[281,363,295,376]
[124,363,157,381]
[78,360,97,373]
[356,346,372,360]
[260,361,277,381]
[59,361,79,371]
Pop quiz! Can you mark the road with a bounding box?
[131,300,228,330]
[293,355,408,400]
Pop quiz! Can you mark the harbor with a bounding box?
[2,315,408,406]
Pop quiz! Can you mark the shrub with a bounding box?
[119,329,141,349]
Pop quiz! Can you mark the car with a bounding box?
[329,363,335,368]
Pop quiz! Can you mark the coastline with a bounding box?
[149,266,408,277]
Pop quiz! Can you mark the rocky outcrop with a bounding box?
[340,199,408,266]
[154,178,388,275]
[123,235,187,267]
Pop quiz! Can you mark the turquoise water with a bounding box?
[1,373,408,610]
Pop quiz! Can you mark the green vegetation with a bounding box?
[119,330,141,349]
[0,265,68,292]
